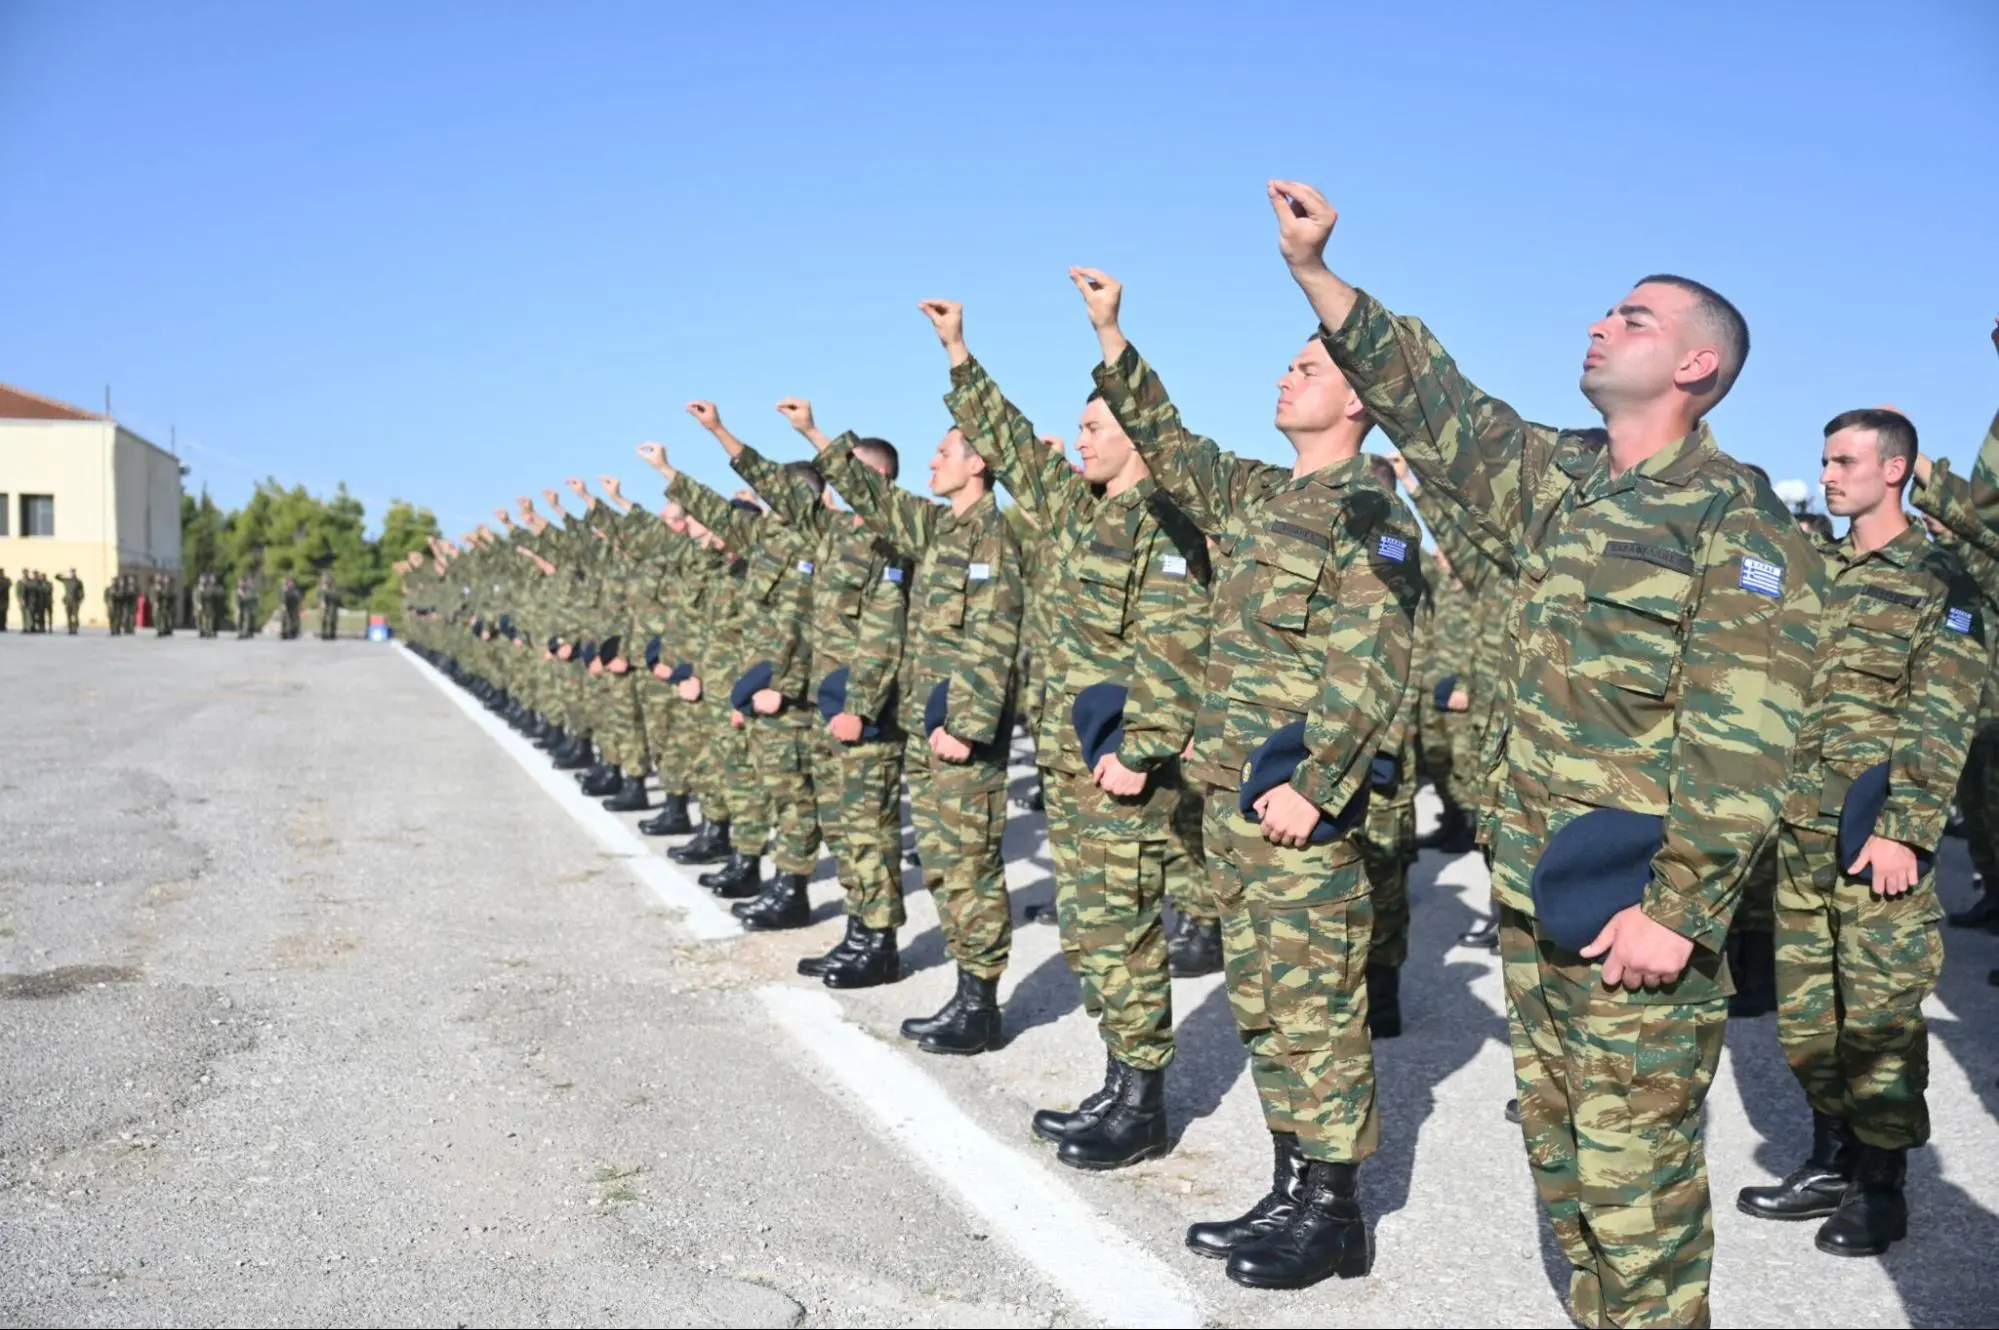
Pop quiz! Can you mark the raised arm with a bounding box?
[1912,403,1999,569]
[815,431,939,557]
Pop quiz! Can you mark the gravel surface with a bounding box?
[5,633,1997,1328]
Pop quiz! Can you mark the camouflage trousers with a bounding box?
[1958,723,1999,884]
[591,671,649,772]
[645,679,696,798]
[1360,795,1416,969]
[1501,905,1726,1330]
[1775,821,1943,1151]
[814,731,907,930]
[1731,838,1778,935]
[687,695,753,828]
[1205,787,1378,1166]
[905,735,1011,980]
[742,713,818,871]
[1041,763,1195,1072]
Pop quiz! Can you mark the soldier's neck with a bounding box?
[1848,502,1910,556]
[1287,427,1363,480]
[949,483,987,518]
[1601,401,1701,478]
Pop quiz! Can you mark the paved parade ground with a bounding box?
[4,637,1997,1328]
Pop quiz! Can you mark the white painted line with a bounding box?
[397,645,743,940]
[757,983,1207,1330]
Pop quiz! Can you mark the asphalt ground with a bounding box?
[3,633,1996,1327]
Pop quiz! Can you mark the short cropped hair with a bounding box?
[1366,456,1398,491]
[853,437,899,480]
[1637,273,1750,401]
[1824,408,1918,485]
[784,459,826,497]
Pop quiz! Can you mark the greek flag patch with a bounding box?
[969,561,991,581]
[797,560,815,575]
[883,566,904,584]
[1739,557,1785,597]
[1376,534,1409,563]
[1161,554,1188,577]
[1947,606,1975,634]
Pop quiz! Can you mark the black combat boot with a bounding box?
[1225,1161,1373,1288]
[1727,929,1778,1019]
[1058,1064,1167,1171]
[1366,964,1402,1039]
[1013,779,1046,813]
[668,819,731,865]
[917,970,1003,1056]
[1947,883,1999,930]
[534,722,565,751]
[580,763,622,797]
[1504,1098,1522,1125]
[738,873,811,931]
[551,737,593,771]
[1458,916,1500,950]
[1738,1112,1854,1221]
[799,916,867,978]
[638,793,694,837]
[899,985,962,1040]
[1418,803,1477,854]
[1187,1131,1312,1259]
[1034,1054,1121,1143]
[601,775,649,812]
[698,850,762,899]
[1169,917,1224,978]
[823,924,901,989]
[1814,1144,1908,1256]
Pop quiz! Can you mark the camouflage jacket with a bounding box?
[948,355,1212,777]
[1324,290,1822,977]
[734,442,912,729]
[1910,419,1999,724]
[1094,342,1422,853]
[59,575,82,607]
[1780,523,1984,857]
[670,474,816,708]
[817,437,1024,756]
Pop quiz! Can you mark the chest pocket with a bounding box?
[1841,591,1919,688]
[830,553,875,619]
[1249,534,1325,634]
[924,556,970,632]
[748,552,788,605]
[1572,544,1693,698]
[1071,538,1136,635]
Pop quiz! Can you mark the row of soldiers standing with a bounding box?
[96,571,340,638]
[400,183,1999,1320]
[0,568,83,633]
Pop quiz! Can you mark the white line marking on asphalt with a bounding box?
[758,983,1206,1330]
[396,646,742,940]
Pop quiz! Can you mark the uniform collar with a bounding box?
[1838,518,1925,570]
[1293,452,1370,492]
[1578,422,1717,496]
[943,489,998,529]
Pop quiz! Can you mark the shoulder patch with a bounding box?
[1947,606,1976,634]
[1160,554,1188,578]
[796,559,815,575]
[969,561,992,582]
[1739,556,1785,597]
[1375,533,1410,563]
[883,566,904,584]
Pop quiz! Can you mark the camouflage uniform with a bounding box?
[153,574,176,636]
[280,581,303,639]
[317,575,342,639]
[237,578,259,637]
[59,574,83,634]
[1325,291,1821,1328]
[818,435,1024,981]
[1362,560,1430,972]
[733,443,913,930]
[1097,342,1421,1166]
[950,355,1211,1072]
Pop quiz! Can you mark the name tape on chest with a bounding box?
[1948,606,1976,634]
[1161,554,1188,578]
[883,566,904,584]
[969,561,991,582]
[1739,556,1785,598]
[1375,534,1410,563]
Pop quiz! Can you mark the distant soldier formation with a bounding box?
[0,567,352,640]
[392,179,1999,1316]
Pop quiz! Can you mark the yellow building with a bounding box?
[0,381,183,628]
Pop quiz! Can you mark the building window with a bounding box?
[20,494,53,537]
[0,493,8,536]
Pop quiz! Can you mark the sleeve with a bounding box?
[1288,516,1421,814]
[1092,341,1284,533]
[1118,539,1212,769]
[1875,566,1988,851]
[1320,290,1553,569]
[1408,479,1501,595]
[668,472,761,552]
[843,556,909,724]
[733,442,829,533]
[944,529,1024,747]
[819,432,937,557]
[946,354,1085,532]
[1642,505,1822,951]
[1912,413,1999,568]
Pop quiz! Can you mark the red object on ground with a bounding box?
[136,595,151,628]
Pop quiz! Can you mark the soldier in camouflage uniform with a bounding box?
[279,577,303,639]
[1093,276,1422,1289]
[152,572,176,636]
[59,569,83,634]
[933,286,1211,1169]
[812,317,1025,1057]
[317,570,342,639]
[1736,408,1983,1258]
[1277,180,1821,1324]
[237,575,260,637]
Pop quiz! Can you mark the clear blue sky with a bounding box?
[3,1,1996,537]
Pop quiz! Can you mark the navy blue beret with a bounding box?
[665,661,693,684]
[730,660,775,713]
[924,680,950,736]
[1071,682,1128,770]
[471,617,486,635]
[599,634,622,664]
[644,635,662,670]
[1237,720,1369,845]
[579,641,598,666]
[1839,761,1934,883]
[817,667,884,740]
[1531,807,1663,953]
[1370,754,1399,791]
[547,635,560,653]
[497,615,512,635]
[1433,675,1460,710]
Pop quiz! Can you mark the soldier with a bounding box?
[58,569,83,634]
[1735,407,1982,1257]
[280,577,303,639]
[237,575,260,637]
[152,572,176,636]
[809,333,1026,1057]
[317,570,342,640]
[1091,270,1421,1290]
[16,570,35,632]
[0,567,11,632]
[1275,180,1821,1323]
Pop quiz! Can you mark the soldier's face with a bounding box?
[928,429,982,498]
[1274,340,1360,435]
[1582,282,1711,411]
[1820,426,1901,517]
[1075,397,1135,486]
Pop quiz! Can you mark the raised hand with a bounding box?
[1068,267,1122,330]
[917,299,966,359]
[565,477,589,497]
[598,474,624,498]
[775,397,817,434]
[637,441,670,473]
[686,400,722,432]
[1267,179,1338,271]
